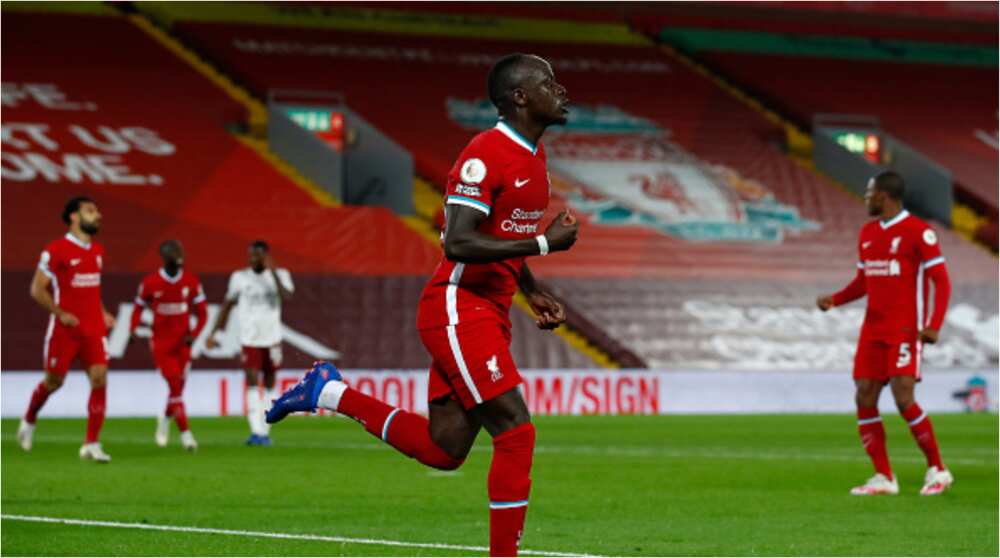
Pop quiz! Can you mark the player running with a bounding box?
[267,54,578,555]
[129,240,207,451]
[206,240,294,446]
[19,197,116,462]
[817,171,953,496]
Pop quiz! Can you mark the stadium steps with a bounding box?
[127,11,268,136]
[2,1,116,15]
[233,135,342,208]
[655,43,999,257]
[412,177,445,226]
[207,143,610,370]
[134,1,648,46]
[131,9,616,370]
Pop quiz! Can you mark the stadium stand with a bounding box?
[1,6,601,372]
[627,1,999,45]
[634,13,999,249]
[695,51,997,208]
[139,2,998,371]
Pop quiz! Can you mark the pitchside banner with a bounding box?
[1,369,996,418]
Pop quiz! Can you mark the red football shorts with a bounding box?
[151,338,191,378]
[241,345,282,373]
[44,323,108,376]
[853,338,922,382]
[420,319,523,410]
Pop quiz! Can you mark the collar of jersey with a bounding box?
[879,209,909,230]
[495,120,538,155]
[64,232,91,250]
[159,268,183,284]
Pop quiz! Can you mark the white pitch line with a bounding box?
[0,514,596,557]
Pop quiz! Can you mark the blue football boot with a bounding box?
[265,361,343,424]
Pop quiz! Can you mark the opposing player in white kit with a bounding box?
[206,240,294,445]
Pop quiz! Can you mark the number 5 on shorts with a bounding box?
[896,343,911,368]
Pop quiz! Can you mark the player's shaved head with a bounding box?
[487,53,548,113]
[159,239,182,257]
[159,239,184,267]
[248,240,269,272]
[872,171,905,201]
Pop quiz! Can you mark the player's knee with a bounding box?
[167,376,184,395]
[481,396,531,435]
[43,374,64,391]
[893,393,914,412]
[429,428,472,463]
[854,389,876,408]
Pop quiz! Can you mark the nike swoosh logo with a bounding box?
[862,242,872,249]
[514,178,530,188]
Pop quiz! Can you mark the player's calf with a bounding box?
[24,375,63,427]
[901,402,945,471]
[488,422,535,556]
[269,362,465,470]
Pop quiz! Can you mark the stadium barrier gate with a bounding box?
[813,113,954,225]
[268,90,415,214]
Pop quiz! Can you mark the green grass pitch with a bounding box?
[2,414,997,556]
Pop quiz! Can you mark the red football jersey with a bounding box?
[417,121,551,330]
[132,269,208,343]
[38,233,107,336]
[855,210,946,341]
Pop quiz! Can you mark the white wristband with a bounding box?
[535,234,549,256]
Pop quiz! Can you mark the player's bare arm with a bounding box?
[206,298,237,349]
[29,268,78,327]
[519,262,565,330]
[264,254,293,301]
[101,301,116,329]
[443,205,578,264]
[919,328,939,344]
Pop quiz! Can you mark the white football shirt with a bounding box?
[225,267,294,347]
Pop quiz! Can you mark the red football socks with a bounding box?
[857,407,893,479]
[166,377,189,432]
[86,386,106,443]
[25,381,54,424]
[902,403,944,470]
[338,388,462,470]
[488,423,535,557]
